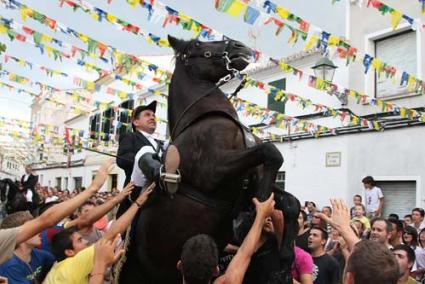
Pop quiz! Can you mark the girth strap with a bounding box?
[177,182,233,215]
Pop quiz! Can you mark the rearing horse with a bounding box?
[118,36,299,283]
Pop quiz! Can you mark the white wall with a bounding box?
[276,126,425,209]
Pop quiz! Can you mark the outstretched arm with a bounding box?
[102,183,155,241]
[66,182,135,229]
[215,194,275,284]
[16,159,115,245]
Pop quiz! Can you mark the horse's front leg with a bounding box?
[215,142,283,201]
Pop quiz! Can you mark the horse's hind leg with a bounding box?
[215,142,283,201]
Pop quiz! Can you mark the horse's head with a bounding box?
[168,35,252,83]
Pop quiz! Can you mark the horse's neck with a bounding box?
[168,64,218,131]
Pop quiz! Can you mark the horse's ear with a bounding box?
[168,35,185,52]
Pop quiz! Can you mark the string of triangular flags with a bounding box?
[214,0,424,96]
[0,15,169,90]
[96,0,425,126]
[332,0,425,16]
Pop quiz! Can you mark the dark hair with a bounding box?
[412,208,425,218]
[404,214,412,220]
[180,234,218,284]
[393,244,416,265]
[388,213,399,220]
[362,176,375,185]
[419,228,425,248]
[78,200,96,212]
[371,217,392,234]
[300,210,307,222]
[402,226,418,248]
[354,204,366,212]
[346,240,399,284]
[322,206,332,215]
[353,194,362,201]
[310,226,328,242]
[0,211,33,228]
[51,227,78,262]
[388,217,403,233]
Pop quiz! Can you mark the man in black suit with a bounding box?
[21,165,39,212]
[116,100,159,217]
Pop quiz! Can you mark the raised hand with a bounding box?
[116,182,135,202]
[94,234,125,268]
[135,182,156,206]
[252,193,275,219]
[90,159,115,190]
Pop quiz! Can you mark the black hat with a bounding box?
[132,101,157,120]
[131,100,157,130]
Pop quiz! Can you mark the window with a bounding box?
[89,113,101,139]
[101,108,115,141]
[275,171,285,190]
[64,177,68,190]
[74,177,83,189]
[267,78,286,113]
[375,30,417,98]
[118,99,134,136]
[110,174,118,191]
[56,177,62,190]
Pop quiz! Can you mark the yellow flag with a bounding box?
[276,6,290,19]
[20,7,32,22]
[390,9,402,30]
[91,11,100,22]
[305,35,318,50]
[400,107,407,118]
[0,25,7,34]
[373,121,380,130]
[86,81,95,91]
[226,0,246,17]
[328,35,340,46]
[407,75,416,91]
[41,34,53,43]
[106,13,117,23]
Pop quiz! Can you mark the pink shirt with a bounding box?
[291,246,314,281]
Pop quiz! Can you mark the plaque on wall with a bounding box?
[326,152,341,167]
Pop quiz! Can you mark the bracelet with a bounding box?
[89,272,104,278]
[134,200,142,207]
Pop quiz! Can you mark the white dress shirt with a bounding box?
[130,131,167,187]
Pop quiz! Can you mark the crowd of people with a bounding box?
[1,162,425,284]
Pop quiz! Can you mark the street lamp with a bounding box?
[312,56,347,105]
[311,57,338,82]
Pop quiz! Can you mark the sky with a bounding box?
[0,0,346,121]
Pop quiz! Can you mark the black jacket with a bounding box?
[21,174,38,191]
[117,131,155,186]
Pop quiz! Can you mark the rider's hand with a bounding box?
[252,193,275,220]
[135,182,156,205]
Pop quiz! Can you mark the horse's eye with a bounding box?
[195,42,200,47]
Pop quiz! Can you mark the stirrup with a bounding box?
[160,165,181,196]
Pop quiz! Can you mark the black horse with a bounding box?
[118,36,300,283]
[0,178,27,214]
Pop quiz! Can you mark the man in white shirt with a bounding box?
[116,101,165,217]
[362,176,384,218]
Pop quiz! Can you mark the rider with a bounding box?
[116,100,166,217]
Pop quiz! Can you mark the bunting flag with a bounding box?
[276,59,424,123]
[0,80,39,97]
[332,0,423,21]
[1,53,68,78]
[56,0,169,47]
[1,2,172,81]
